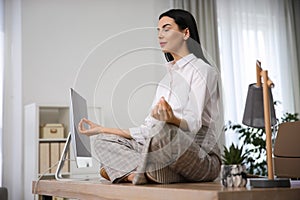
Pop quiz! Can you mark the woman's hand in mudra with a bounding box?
[78,118,103,136]
[152,97,185,129]
[152,97,176,123]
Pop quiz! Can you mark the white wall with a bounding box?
[22,0,170,127]
[4,0,172,199]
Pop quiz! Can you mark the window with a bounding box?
[0,0,3,185]
[217,0,299,146]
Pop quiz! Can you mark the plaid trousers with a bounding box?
[93,124,221,184]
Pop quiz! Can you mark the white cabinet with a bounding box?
[24,103,102,200]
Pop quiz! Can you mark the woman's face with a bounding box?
[157,16,187,55]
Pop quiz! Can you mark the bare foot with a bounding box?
[127,173,135,182]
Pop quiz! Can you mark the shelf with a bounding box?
[39,138,67,142]
[24,103,102,200]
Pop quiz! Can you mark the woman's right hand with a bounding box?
[78,118,103,136]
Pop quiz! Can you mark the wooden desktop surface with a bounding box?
[32,179,300,200]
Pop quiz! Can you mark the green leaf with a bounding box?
[221,143,249,165]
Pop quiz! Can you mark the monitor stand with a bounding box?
[55,132,101,181]
[55,132,71,180]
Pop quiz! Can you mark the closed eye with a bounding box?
[157,24,172,32]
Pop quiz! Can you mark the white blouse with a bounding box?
[129,54,222,146]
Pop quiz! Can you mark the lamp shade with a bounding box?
[242,83,277,128]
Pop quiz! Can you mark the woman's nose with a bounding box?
[158,30,163,39]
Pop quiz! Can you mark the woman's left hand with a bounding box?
[78,118,103,136]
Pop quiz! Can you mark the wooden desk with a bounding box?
[32,179,300,200]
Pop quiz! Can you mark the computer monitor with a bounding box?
[55,88,94,180]
[69,88,93,167]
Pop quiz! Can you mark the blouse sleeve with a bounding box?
[183,65,219,134]
[183,74,206,133]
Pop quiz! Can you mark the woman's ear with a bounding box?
[183,28,190,40]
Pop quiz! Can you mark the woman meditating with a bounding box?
[78,9,223,185]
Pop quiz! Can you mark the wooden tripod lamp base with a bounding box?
[244,60,290,188]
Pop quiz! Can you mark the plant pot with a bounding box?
[220,164,247,187]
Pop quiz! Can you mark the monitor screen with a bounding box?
[69,88,93,168]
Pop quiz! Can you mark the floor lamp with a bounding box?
[242,60,290,188]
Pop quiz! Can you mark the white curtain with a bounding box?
[0,0,3,186]
[217,0,300,130]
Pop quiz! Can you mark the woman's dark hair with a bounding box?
[159,9,209,64]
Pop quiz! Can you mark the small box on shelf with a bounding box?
[40,123,65,139]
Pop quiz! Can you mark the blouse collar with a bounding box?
[166,53,197,69]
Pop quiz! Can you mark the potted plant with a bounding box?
[220,143,249,187]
